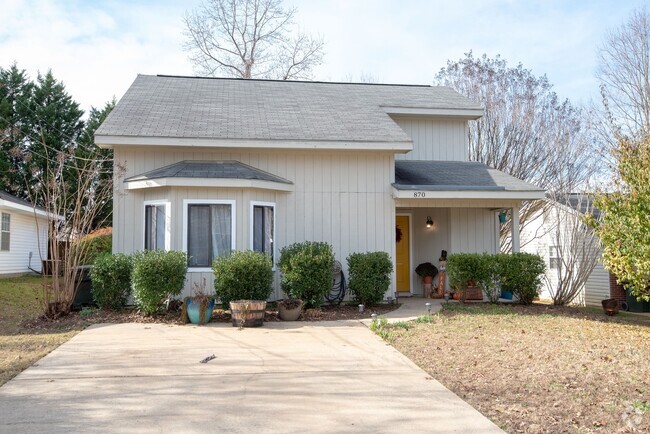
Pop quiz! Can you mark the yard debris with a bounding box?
[200,354,216,364]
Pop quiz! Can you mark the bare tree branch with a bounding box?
[435,52,599,251]
[598,7,650,138]
[542,194,602,305]
[183,0,324,80]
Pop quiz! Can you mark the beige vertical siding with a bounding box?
[393,117,468,161]
[0,209,48,275]
[112,147,395,297]
[449,208,499,254]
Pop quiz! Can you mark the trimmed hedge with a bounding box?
[499,253,546,305]
[132,250,187,314]
[90,253,132,310]
[278,241,334,308]
[347,251,393,306]
[212,250,274,306]
[446,252,545,304]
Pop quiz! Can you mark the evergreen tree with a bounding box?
[0,64,33,197]
[77,99,116,228]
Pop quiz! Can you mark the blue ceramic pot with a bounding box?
[186,298,215,324]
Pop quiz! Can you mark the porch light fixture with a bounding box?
[426,216,433,228]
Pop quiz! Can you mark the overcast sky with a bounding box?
[1,0,646,113]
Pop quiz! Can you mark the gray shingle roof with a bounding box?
[394,161,544,191]
[125,161,292,185]
[96,75,482,143]
[0,190,45,211]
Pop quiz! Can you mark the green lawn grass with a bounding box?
[0,275,81,386]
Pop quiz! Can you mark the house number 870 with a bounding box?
[413,192,426,198]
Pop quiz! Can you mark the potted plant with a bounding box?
[415,262,439,284]
[182,279,215,325]
[278,298,304,321]
[213,250,274,327]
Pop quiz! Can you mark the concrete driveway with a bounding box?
[0,320,502,433]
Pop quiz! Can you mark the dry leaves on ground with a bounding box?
[388,303,650,434]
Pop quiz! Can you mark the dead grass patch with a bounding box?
[385,303,650,433]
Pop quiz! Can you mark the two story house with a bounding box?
[96,75,544,298]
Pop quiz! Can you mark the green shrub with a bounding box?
[498,253,545,305]
[278,241,334,308]
[447,252,545,304]
[73,233,112,265]
[347,251,393,306]
[475,253,501,303]
[212,250,274,306]
[132,250,187,314]
[447,253,483,299]
[90,253,132,310]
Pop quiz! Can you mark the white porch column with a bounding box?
[511,205,520,253]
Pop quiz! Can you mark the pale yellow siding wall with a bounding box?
[0,209,48,275]
[393,117,468,161]
[112,147,395,297]
[584,259,610,307]
[520,207,610,306]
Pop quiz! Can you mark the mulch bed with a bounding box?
[21,302,400,331]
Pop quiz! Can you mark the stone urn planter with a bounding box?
[278,299,304,321]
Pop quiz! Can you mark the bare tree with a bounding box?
[597,7,650,139]
[435,53,598,251]
[542,194,602,305]
[25,141,123,318]
[184,0,324,80]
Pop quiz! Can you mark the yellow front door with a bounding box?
[395,215,410,293]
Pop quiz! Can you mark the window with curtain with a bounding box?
[253,205,274,261]
[187,203,232,267]
[1,212,10,251]
[144,204,167,251]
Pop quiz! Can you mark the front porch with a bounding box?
[392,160,545,296]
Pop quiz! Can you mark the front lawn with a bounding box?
[0,276,82,386]
[381,303,650,433]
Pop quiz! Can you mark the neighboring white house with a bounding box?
[0,191,50,276]
[95,75,545,298]
[520,195,609,307]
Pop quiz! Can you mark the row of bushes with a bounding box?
[91,250,187,314]
[446,252,545,304]
[217,242,393,308]
[91,242,395,313]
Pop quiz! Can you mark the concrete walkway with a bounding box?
[0,309,502,433]
[368,296,445,324]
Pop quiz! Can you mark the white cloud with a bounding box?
[1,0,647,111]
[0,0,197,112]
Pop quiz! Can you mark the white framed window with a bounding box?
[549,246,560,269]
[250,201,275,262]
[183,199,236,271]
[1,212,10,251]
[143,201,171,251]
